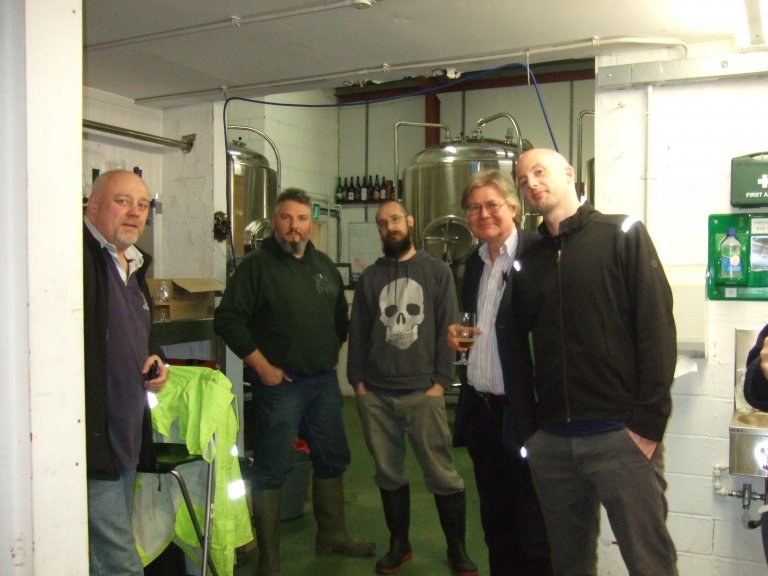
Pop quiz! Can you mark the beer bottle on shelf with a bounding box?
[360,175,369,202]
[347,176,356,202]
[354,176,362,202]
[372,174,380,201]
[336,177,344,204]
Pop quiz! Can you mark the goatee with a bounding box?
[276,236,308,256]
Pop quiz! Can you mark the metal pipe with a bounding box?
[138,36,688,106]
[83,119,195,153]
[86,1,354,51]
[476,112,531,223]
[576,110,594,203]
[393,121,451,199]
[476,112,522,158]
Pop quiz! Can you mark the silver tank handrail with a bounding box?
[475,112,529,220]
[475,112,522,159]
[226,125,282,192]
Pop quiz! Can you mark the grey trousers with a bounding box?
[356,389,465,494]
[526,428,678,576]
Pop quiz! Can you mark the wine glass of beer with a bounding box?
[455,312,476,365]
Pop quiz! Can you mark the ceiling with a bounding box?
[83,0,749,108]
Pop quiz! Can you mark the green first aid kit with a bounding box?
[731,152,768,207]
[707,213,768,300]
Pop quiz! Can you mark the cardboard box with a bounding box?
[731,153,768,207]
[147,278,224,321]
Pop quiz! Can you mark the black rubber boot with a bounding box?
[434,491,479,576]
[375,485,413,574]
[313,475,376,557]
[251,488,283,576]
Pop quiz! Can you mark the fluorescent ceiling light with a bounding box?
[667,0,766,47]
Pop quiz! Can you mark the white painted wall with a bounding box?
[595,49,768,574]
[1,2,34,574]
[5,0,88,574]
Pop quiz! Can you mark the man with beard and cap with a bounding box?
[214,188,374,576]
[347,200,477,576]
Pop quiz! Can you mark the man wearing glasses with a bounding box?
[447,169,552,575]
[348,199,478,576]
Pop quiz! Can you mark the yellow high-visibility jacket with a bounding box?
[133,365,253,576]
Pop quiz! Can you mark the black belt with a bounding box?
[471,389,505,410]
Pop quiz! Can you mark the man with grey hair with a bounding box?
[215,187,374,576]
[447,169,552,575]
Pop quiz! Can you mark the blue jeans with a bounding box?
[526,428,678,576]
[356,388,464,494]
[88,468,143,576]
[248,368,351,489]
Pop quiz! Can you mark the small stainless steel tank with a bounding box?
[399,113,531,269]
[227,137,278,256]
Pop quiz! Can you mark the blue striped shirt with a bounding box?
[467,229,518,395]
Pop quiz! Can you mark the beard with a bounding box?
[382,231,413,259]
[276,234,308,256]
[115,226,141,249]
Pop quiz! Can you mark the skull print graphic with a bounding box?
[378,278,425,350]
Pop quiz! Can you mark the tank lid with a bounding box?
[228,138,270,167]
[409,136,521,165]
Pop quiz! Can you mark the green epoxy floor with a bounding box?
[234,396,488,576]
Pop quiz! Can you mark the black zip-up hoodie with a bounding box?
[510,202,676,443]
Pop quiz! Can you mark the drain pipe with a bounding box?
[577,110,594,204]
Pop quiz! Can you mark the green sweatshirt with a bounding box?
[214,236,348,375]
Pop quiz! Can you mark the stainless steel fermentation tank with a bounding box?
[226,126,281,257]
[396,113,532,269]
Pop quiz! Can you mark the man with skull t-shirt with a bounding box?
[347,200,478,576]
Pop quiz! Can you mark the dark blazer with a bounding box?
[83,223,158,479]
[452,227,539,454]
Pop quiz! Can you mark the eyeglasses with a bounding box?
[465,201,508,216]
[377,214,405,229]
